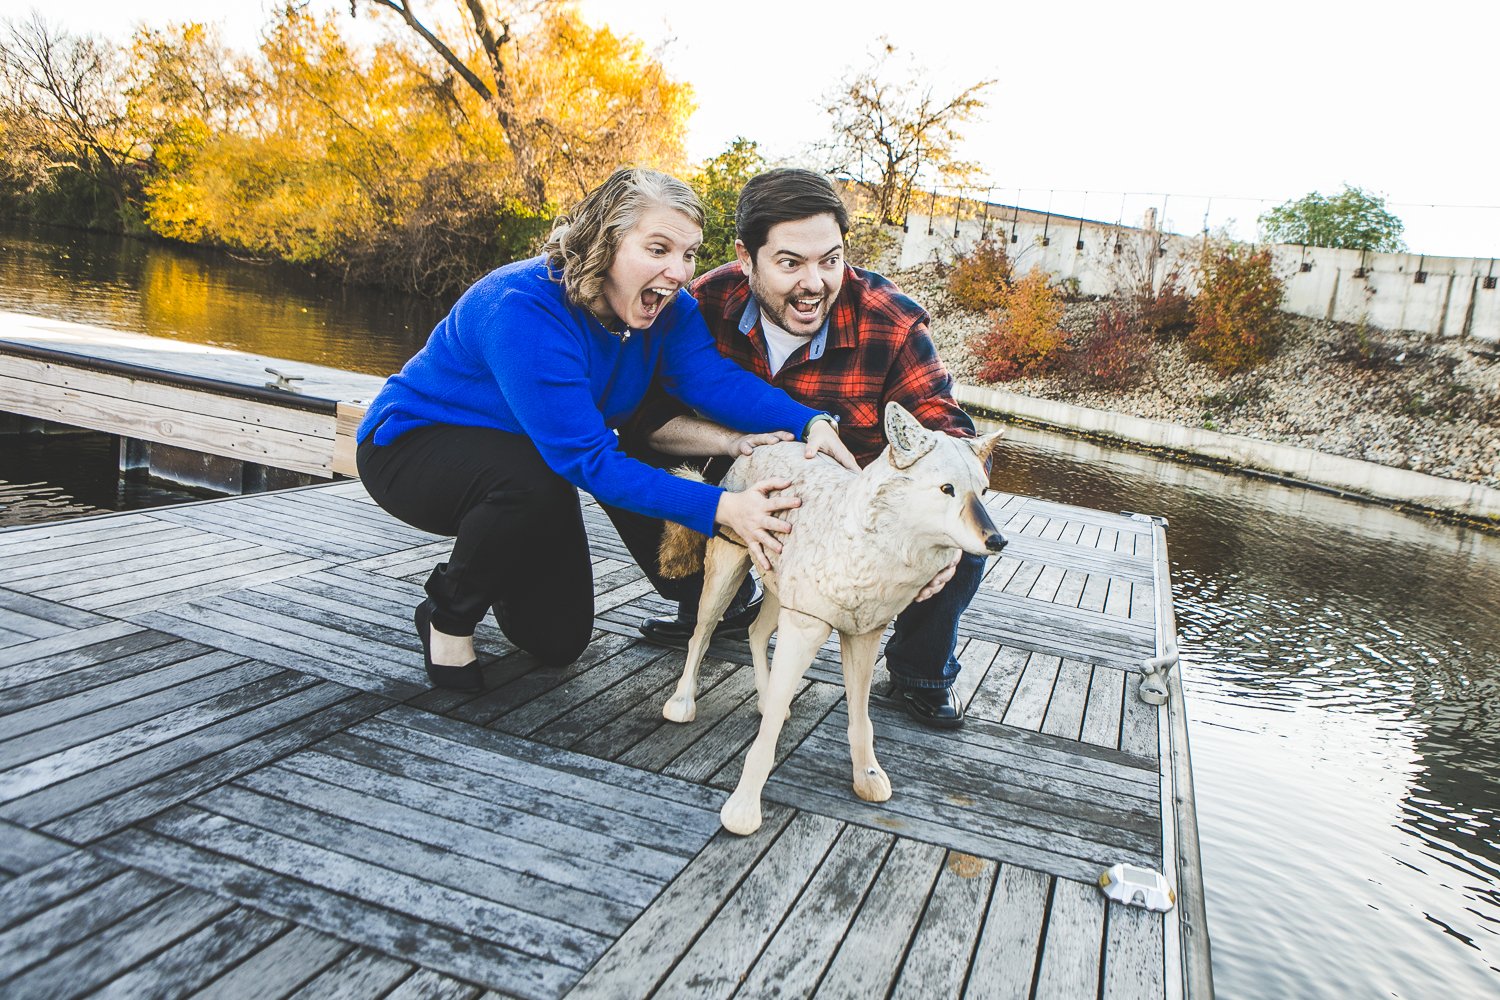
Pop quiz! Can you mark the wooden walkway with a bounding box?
[0,480,1211,998]
[0,312,382,482]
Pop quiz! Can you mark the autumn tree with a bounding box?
[1258,184,1406,252]
[141,6,455,266]
[509,6,694,203]
[350,0,546,205]
[349,1,691,210]
[127,22,248,144]
[3,4,693,293]
[690,138,764,272]
[822,43,991,226]
[0,14,146,227]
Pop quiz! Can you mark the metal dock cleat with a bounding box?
[1138,645,1179,705]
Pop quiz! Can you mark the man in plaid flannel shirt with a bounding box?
[619,168,986,729]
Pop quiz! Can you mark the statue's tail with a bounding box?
[658,466,709,579]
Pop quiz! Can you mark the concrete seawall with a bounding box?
[898,211,1500,343]
[956,382,1500,524]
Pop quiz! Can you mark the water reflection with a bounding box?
[0,219,442,376]
[0,429,213,527]
[982,419,1500,998]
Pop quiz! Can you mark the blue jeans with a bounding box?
[883,552,986,691]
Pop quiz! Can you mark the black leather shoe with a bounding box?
[638,590,763,651]
[899,685,965,729]
[415,599,483,691]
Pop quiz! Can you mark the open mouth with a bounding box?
[787,295,823,324]
[639,286,674,321]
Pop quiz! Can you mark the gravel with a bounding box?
[894,262,1500,490]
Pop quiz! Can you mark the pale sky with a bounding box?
[18,0,1500,258]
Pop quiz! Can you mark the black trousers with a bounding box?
[357,425,692,667]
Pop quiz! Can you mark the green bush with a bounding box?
[689,138,764,273]
[1190,244,1286,372]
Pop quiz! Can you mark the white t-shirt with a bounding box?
[761,315,813,375]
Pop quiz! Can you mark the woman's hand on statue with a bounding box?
[804,420,860,471]
[729,430,794,456]
[715,478,799,572]
[914,550,962,602]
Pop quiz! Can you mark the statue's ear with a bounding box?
[885,402,937,470]
[969,429,1005,471]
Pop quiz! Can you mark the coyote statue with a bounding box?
[657,402,1006,835]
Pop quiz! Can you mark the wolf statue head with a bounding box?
[875,402,1007,557]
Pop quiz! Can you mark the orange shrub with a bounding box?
[1190,244,1286,372]
[946,237,1012,311]
[971,270,1067,381]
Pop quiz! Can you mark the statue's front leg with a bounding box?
[839,628,891,803]
[721,609,831,835]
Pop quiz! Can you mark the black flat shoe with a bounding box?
[637,591,763,651]
[414,599,483,691]
[899,685,965,729]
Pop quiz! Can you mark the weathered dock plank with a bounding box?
[0,471,1205,998]
[0,820,72,877]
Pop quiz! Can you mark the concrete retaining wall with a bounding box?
[899,212,1500,343]
[954,382,1500,523]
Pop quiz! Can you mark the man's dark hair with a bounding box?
[736,168,851,261]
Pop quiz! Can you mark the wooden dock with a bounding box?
[0,312,381,484]
[0,479,1212,998]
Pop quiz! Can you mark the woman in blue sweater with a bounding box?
[356,168,855,690]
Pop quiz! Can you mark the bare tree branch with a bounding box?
[352,0,545,205]
[821,43,991,225]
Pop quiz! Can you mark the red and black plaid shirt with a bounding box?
[661,261,974,467]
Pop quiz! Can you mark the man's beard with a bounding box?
[747,269,829,335]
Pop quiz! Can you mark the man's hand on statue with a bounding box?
[729,430,794,456]
[715,478,799,572]
[914,550,962,602]
[804,420,860,471]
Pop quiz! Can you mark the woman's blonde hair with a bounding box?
[543,167,705,311]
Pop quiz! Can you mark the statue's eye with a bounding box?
[940,484,955,496]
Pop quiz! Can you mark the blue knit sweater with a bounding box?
[357,257,820,535]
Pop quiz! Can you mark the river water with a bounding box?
[2,220,1497,997]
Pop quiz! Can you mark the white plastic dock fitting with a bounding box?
[1098,862,1176,912]
[1138,647,1179,705]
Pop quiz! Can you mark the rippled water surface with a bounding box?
[4,221,1498,996]
[983,421,1500,999]
[0,218,442,376]
[0,429,211,526]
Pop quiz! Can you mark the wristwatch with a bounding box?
[802,412,840,439]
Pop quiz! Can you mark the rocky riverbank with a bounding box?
[895,263,1500,491]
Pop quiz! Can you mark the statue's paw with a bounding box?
[720,792,763,836]
[853,763,892,803]
[662,695,696,724]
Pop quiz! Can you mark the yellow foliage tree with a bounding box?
[142,7,457,262]
[355,0,693,208]
[133,3,693,290]
[512,6,694,202]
